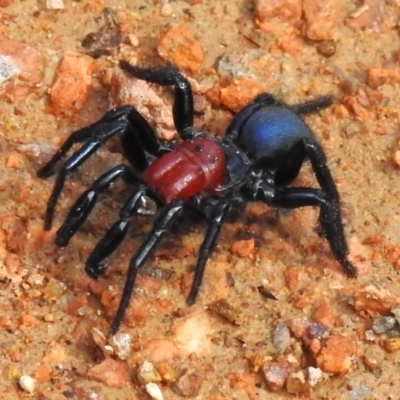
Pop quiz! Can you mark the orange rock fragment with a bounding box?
[287,317,309,338]
[171,311,213,356]
[104,66,175,140]
[118,295,150,326]
[312,301,336,328]
[174,370,204,397]
[42,344,68,364]
[157,24,204,73]
[86,358,130,388]
[140,338,179,363]
[284,264,301,291]
[383,243,400,270]
[0,40,45,84]
[275,30,303,54]
[20,314,39,327]
[353,285,398,317]
[0,40,45,101]
[205,86,221,107]
[347,236,371,276]
[49,51,94,113]
[303,0,343,41]
[135,275,164,295]
[316,335,355,374]
[382,338,400,353]
[255,0,302,32]
[220,77,264,113]
[34,364,52,383]
[393,150,400,169]
[228,373,258,400]
[231,239,255,258]
[367,67,400,89]
[0,0,14,7]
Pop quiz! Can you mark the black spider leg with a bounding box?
[38,105,169,230]
[186,200,231,306]
[109,199,186,335]
[119,60,196,139]
[37,106,142,179]
[272,187,357,278]
[291,95,333,115]
[40,121,127,230]
[55,164,138,247]
[109,198,230,334]
[254,139,357,278]
[85,184,150,279]
[301,139,357,277]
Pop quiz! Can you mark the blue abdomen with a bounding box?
[238,106,314,169]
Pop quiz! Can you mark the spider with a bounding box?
[38,60,357,335]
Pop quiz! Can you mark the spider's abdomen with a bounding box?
[143,137,226,202]
[239,106,314,168]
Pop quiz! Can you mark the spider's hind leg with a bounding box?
[292,95,333,115]
[272,138,357,278]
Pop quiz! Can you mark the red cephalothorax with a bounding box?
[143,137,226,202]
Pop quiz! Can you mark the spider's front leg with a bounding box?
[119,60,197,140]
[38,104,167,230]
[39,121,127,229]
[56,164,138,247]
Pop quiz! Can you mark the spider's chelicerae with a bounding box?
[38,60,357,334]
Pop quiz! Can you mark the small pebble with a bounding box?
[19,375,36,393]
[46,0,64,9]
[145,382,164,400]
[383,338,400,353]
[392,304,400,324]
[286,370,309,395]
[364,330,376,341]
[386,327,400,337]
[316,41,336,57]
[263,362,290,391]
[372,316,397,334]
[307,322,330,340]
[26,274,45,288]
[393,150,400,168]
[307,367,325,387]
[272,323,291,352]
[160,2,172,17]
[138,361,162,384]
[0,54,18,84]
[347,381,372,400]
[109,333,133,360]
[44,313,54,322]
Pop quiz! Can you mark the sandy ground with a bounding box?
[1,0,400,399]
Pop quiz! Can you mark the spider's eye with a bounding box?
[194,145,204,152]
